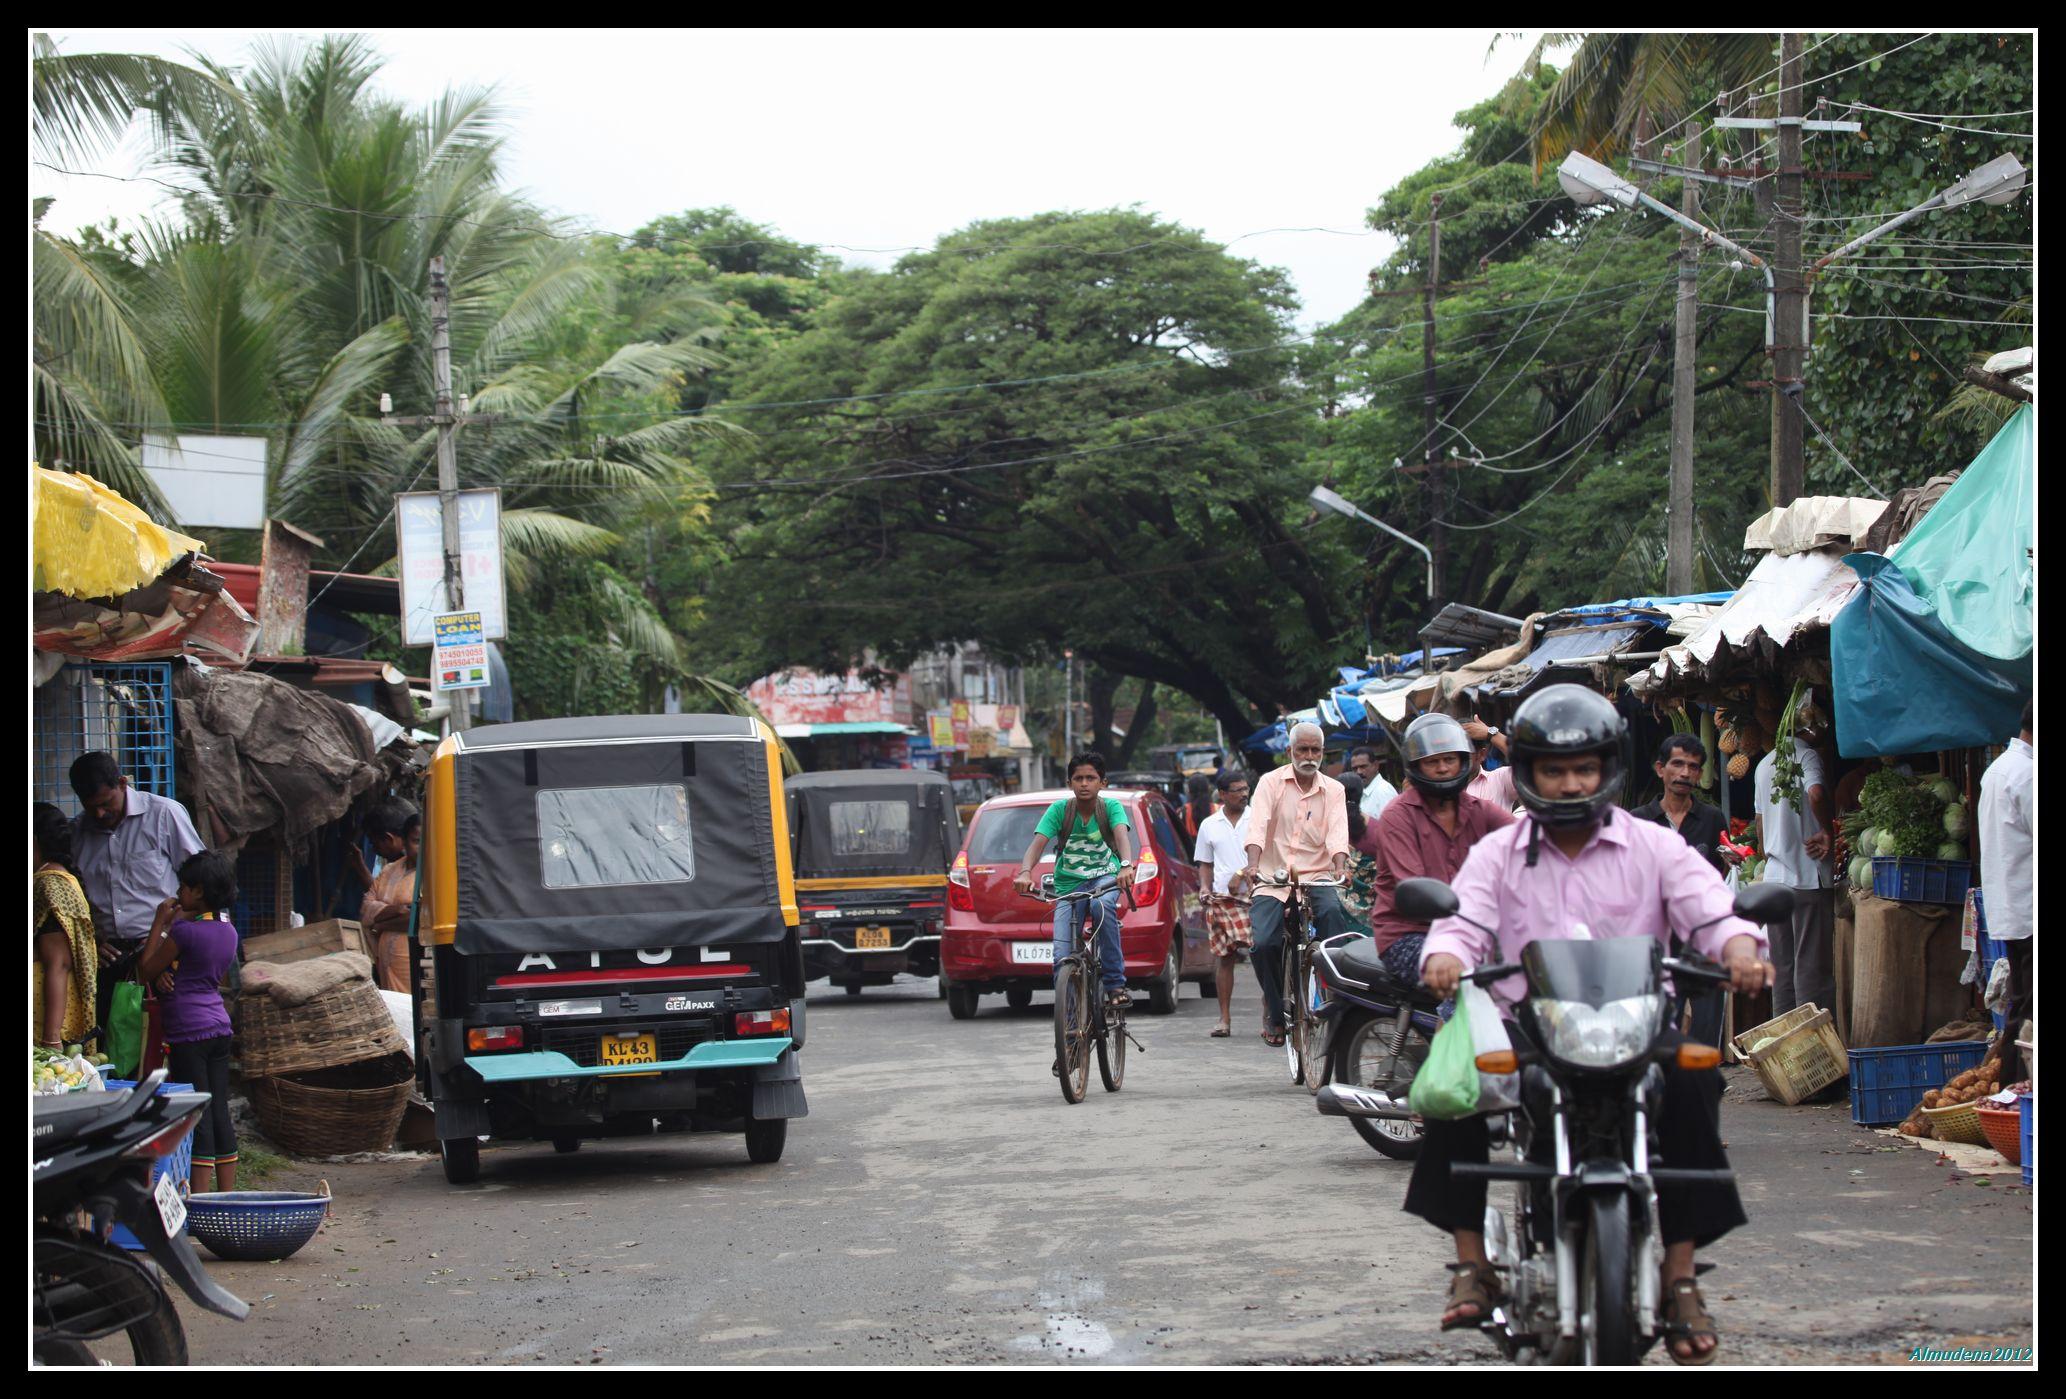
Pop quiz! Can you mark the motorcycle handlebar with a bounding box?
[1663,957,1735,986]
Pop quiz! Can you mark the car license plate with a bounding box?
[154,1171,186,1236]
[1010,943,1054,965]
[600,1033,658,1066]
[856,926,892,950]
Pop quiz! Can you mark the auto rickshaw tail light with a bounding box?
[467,1026,524,1052]
[735,1008,792,1037]
[948,852,975,912]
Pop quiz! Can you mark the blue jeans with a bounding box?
[1054,875,1126,994]
[1249,886,1347,1031]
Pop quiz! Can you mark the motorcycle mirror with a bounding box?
[1395,877,1460,922]
[1732,883,1796,925]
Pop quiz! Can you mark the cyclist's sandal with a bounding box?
[1439,1261,1503,1331]
[1261,1026,1285,1046]
[1662,1278,1720,1365]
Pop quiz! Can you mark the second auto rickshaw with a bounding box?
[786,769,960,996]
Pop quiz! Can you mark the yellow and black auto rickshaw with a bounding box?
[417,714,808,1183]
[785,769,960,996]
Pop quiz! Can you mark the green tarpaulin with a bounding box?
[1888,405,2034,662]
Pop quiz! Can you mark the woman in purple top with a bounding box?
[137,850,240,1193]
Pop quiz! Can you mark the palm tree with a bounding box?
[1514,33,1777,167]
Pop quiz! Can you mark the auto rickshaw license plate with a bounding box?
[856,926,892,949]
[600,1033,658,1066]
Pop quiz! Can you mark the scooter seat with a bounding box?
[1321,935,1438,1004]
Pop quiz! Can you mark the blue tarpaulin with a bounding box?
[1830,553,2030,757]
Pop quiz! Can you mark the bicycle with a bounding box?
[1250,869,1336,1089]
[1026,873,1140,1104]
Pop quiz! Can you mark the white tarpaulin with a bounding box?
[1630,549,1861,697]
[1743,495,1888,557]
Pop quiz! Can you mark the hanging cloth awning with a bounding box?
[33,467,204,600]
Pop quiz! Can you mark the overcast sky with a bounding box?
[36,28,1548,327]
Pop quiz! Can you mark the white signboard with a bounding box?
[140,434,268,530]
[396,489,507,644]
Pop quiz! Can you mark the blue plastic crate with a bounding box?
[2019,1093,2033,1189]
[1847,1041,1989,1126]
[102,1079,195,1250]
[1870,856,1974,906]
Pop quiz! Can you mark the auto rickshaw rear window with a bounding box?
[828,801,912,857]
[536,784,697,889]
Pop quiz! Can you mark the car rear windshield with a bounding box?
[968,798,1138,864]
[536,784,697,889]
[828,800,912,857]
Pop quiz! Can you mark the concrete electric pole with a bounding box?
[1420,194,1447,605]
[1667,122,1702,593]
[428,256,470,732]
[1769,33,1807,508]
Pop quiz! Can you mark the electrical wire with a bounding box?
[1792,394,1889,498]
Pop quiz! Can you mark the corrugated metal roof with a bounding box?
[1629,549,1860,697]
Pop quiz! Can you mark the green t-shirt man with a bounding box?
[1035,797,1132,894]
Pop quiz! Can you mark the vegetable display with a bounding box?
[1855,768,1969,862]
[1896,1054,2002,1137]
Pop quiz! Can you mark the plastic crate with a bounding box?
[102,1079,195,1250]
[2019,1093,2033,1189]
[1847,1041,1988,1126]
[1870,856,1973,906]
[1731,1004,1848,1105]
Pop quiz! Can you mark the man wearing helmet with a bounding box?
[1368,712,1516,986]
[1410,685,1775,1364]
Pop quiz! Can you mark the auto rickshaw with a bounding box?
[785,769,960,996]
[416,714,808,1184]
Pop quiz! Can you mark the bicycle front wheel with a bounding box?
[1097,997,1126,1092]
[1282,940,1306,1084]
[1054,958,1091,1104]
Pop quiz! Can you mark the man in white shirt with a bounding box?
[1193,769,1254,1039]
[1979,701,2033,1080]
[1348,745,1398,823]
[1752,718,1836,1017]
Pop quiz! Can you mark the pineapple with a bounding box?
[1727,752,1751,781]
[1717,727,1741,756]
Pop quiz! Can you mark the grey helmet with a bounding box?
[1401,712,1475,799]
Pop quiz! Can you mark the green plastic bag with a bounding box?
[1408,989,1482,1121]
[105,981,146,1080]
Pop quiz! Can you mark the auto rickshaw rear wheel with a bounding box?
[843,983,863,997]
[441,1134,481,1184]
[745,1117,787,1164]
[552,1136,581,1154]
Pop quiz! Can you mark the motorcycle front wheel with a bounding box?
[1581,1192,1635,1365]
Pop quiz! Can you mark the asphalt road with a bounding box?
[176,976,2034,1366]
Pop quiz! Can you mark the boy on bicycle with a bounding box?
[1013,750,1137,1006]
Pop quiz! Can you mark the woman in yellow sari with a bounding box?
[34,803,98,1049]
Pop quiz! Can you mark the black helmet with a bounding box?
[1401,713,1475,800]
[1507,684,1627,828]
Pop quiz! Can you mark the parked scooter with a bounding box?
[1389,875,1792,1365]
[32,1069,249,1365]
[1311,931,1443,1158]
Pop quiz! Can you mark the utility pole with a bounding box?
[1667,122,1702,593]
[1420,194,1447,604]
[429,255,471,732]
[1770,33,1807,507]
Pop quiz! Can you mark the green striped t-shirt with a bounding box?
[1036,797,1131,894]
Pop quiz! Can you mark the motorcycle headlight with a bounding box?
[1532,994,1666,1069]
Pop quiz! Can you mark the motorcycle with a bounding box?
[1311,932,1443,1159]
[1390,875,1792,1365]
[32,1069,249,1365]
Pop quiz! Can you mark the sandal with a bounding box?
[1261,1027,1285,1047]
[1440,1261,1502,1331]
[1662,1277,1720,1365]
[1210,1024,1231,1038]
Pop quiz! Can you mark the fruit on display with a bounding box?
[1727,753,1750,781]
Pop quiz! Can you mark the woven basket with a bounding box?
[1920,1100,1990,1146]
[238,970,407,1078]
[249,1056,413,1157]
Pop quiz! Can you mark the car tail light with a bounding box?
[1130,859,1161,908]
[948,852,975,912]
[735,1007,792,1037]
[467,1025,524,1052]
[125,1112,200,1162]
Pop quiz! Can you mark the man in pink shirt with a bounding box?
[1410,686,1774,1365]
[1237,722,1350,1045]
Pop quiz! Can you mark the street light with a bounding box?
[1307,485,1435,601]
[1558,151,1776,347]
[1813,153,2027,270]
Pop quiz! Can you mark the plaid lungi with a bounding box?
[1203,894,1253,957]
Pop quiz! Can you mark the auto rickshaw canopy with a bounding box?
[785,768,960,881]
[431,714,796,955]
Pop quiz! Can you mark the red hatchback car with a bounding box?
[941,788,1216,1019]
